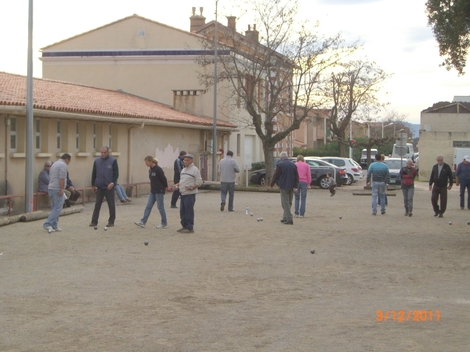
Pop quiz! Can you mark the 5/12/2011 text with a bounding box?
[376,310,440,322]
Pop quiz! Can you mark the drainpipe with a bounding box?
[4,116,9,195]
[127,122,145,185]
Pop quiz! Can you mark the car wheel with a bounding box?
[318,176,329,189]
[346,174,353,185]
[260,176,266,186]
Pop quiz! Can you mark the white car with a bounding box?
[319,157,363,185]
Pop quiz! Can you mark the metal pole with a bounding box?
[25,0,34,213]
[211,1,218,181]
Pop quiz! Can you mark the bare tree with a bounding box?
[324,59,390,157]
[196,0,357,185]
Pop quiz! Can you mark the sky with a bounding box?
[1,0,469,124]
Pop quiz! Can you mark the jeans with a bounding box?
[280,188,294,221]
[401,185,414,213]
[294,181,307,216]
[171,188,181,206]
[91,188,116,225]
[114,184,128,201]
[43,189,65,229]
[220,182,235,211]
[140,192,167,226]
[372,181,386,214]
[180,194,196,230]
[459,178,470,209]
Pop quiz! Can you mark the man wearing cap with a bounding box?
[38,160,52,193]
[174,154,203,233]
[429,155,453,217]
[455,155,470,210]
[270,151,299,225]
[218,150,240,212]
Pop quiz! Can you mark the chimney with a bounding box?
[190,7,206,33]
[245,24,259,43]
[227,16,236,31]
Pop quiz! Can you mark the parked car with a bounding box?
[249,157,348,189]
[318,157,363,185]
[382,158,405,186]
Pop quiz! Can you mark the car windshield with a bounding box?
[384,160,405,169]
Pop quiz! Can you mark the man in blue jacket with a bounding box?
[270,152,299,225]
[90,146,119,227]
[366,153,390,215]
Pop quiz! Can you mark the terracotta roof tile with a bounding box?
[0,71,236,129]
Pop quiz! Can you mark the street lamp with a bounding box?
[382,122,394,138]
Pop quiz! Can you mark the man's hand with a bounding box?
[92,186,96,193]
[447,185,452,190]
[429,186,432,191]
[107,182,114,190]
[69,186,75,191]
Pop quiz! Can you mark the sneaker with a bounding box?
[299,215,304,218]
[408,213,412,217]
[126,199,131,203]
[228,209,235,212]
[43,226,55,232]
[438,214,443,218]
[89,223,97,227]
[106,223,114,227]
[53,228,62,232]
[134,221,145,228]
[177,227,186,232]
[434,213,438,217]
[170,205,178,209]
[381,211,386,215]
[156,224,168,229]
[220,202,225,212]
[120,200,127,203]
[179,228,194,233]
[280,219,287,223]
[283,220,293,225]
[294,214,299,218]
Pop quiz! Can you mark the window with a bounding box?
[75,122,80,151]
[10,117,17,151]
[93,123,97,151]
[56,120,61,151]
[35,119,41,151]
[108,124,112,151]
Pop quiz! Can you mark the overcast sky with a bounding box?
[1,0,469,124]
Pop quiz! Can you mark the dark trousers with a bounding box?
[180,194,196,230]
[459,178,470,209]
[431,185,448,215]
[171,188,181,206]
[91,188,116,225]
[66,188,81,202]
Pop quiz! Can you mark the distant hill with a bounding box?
[403,122,420,139]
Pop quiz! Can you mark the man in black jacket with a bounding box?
[170,151,186,208]
[429,155,453,218]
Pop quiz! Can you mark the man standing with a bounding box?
[218,150,240,212]
[455,155,470,210]
[175,154,203,233]
[366,153,390,215]
[170,151,186,208]
[43,154,71,232]
[38,160,52,193]
[270,152,299,225]
[90,146,119,227]
[429,155,453,218]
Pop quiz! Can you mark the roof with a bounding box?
[422,101,470,114]
[0,71,236,129]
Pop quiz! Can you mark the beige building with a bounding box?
[419,101,470,180]
[0,72,236,213]
[40,12,267,173]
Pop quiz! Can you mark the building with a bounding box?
[0,72,236,213]
[419,100,470,180]
[40,11,269,175]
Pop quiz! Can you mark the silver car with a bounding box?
[319,157,363,185]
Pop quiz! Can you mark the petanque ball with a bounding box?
[94,226,97,230]
[144,241,149,246]
[310,249,315,254]
[448,222,452,225]
[104,227,108,231]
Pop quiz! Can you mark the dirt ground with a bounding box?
[1,178,469,352]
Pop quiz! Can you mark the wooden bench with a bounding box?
[0,194,25,216]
